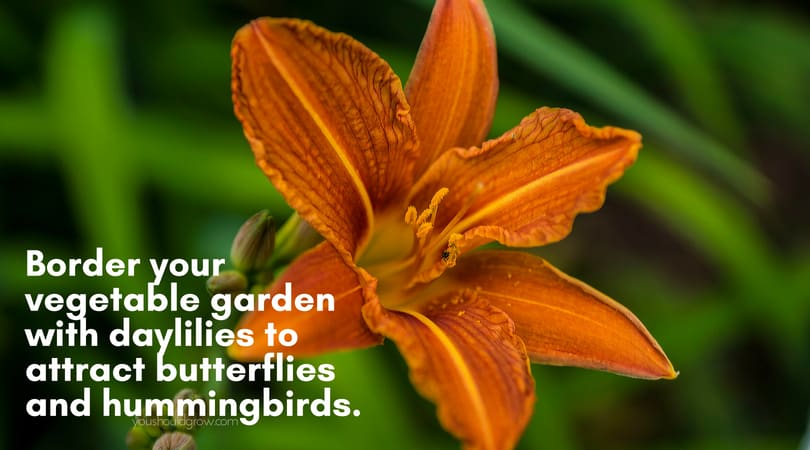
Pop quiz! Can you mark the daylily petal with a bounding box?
[406,0,498,173]
[229,242,382,361]
[362,287,534,450]
[232,18,419,259]
[445,251,676,380]
[409,107,640,282]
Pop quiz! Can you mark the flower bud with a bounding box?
[172,388,204,433]
[139,403,167,436]
[273,213,323,265]
[206,270,247,296]
[231,210,275,273]
[126,425,154,450]
[152,432,196,450]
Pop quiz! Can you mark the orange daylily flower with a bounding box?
[229,0,676,449]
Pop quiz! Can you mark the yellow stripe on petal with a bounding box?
[362,290,534,450]
[232,19,419,258]
[446,251,677,380]
[250,23,375,223]
[408,107,641,282]
[403,308,493,447]
[406,0,498,173]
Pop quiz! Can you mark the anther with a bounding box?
[442,233,463,267]
[429,188,449,210]
[404,206,418,225]
[415,208,433,227]
[416,222,433,239]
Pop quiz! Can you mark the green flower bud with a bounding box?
[172,388,204,433]
[231,210,275,273]
[126,425,154,450]
[273,213,323,265]
[152,432,196,450]
[250,283,269,295]
[143,423,164,438]
[139,404,167,436]
[206,270,248,296]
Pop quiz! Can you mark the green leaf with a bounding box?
[602,0,747,152]
[461,0,767,200]
[704,9,810,144]
[45,6,146,266]
[616,150,806,350]
[616,149,773,284]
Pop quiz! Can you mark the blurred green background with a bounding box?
[2,0,809,449]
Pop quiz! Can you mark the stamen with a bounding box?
[404,206,417,225]
[429,188,449,211]
[420,181,485,262]
[397,183,486,287]
[364,187,456,287]
[416,222,433,239]
[413,187,449,228]
[441,233,463,267]
[415,208,433,227]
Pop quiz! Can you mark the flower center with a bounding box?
[402,188,463,272]
[361,186,480,310]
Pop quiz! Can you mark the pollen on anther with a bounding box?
[441,233,463,267]
[404,206,418,225]
[429,187,449,210]
[416,222,433,239]
[415,208,433,226]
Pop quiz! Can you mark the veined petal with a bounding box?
[229,242,382,361]
[406,0,498,173]
[362,289,534,450]
[409,107,640,281]
[446,251,676,380]
[232,18,419,258]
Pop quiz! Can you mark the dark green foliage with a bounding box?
[1,1,808,449]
